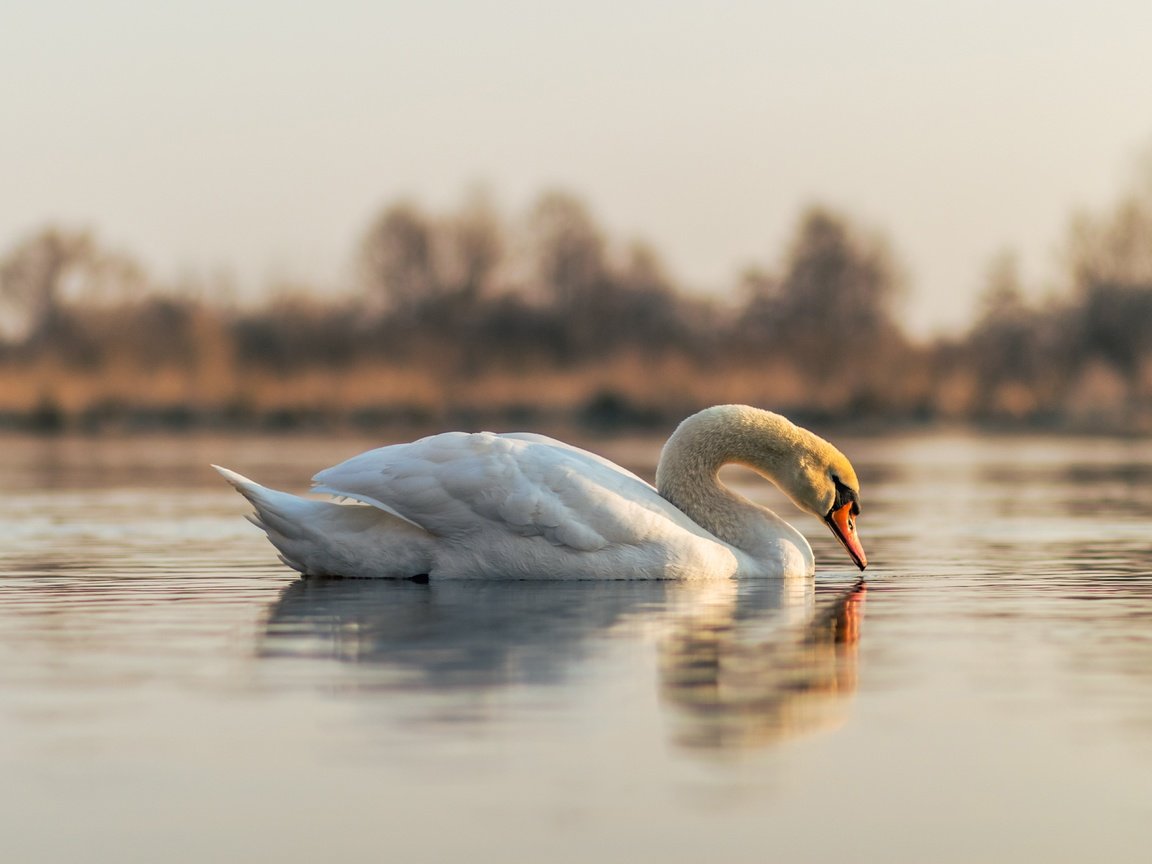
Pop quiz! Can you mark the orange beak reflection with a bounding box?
[825,502,867,571]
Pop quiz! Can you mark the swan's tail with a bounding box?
[213,465,434,578]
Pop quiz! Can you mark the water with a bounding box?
[2,430,1152,862]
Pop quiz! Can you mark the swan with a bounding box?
[214,404,867,580]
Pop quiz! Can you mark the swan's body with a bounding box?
[216,405,867,580]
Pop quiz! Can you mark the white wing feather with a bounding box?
[311,431,710,553]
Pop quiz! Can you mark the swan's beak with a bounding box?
[825,503,867,570]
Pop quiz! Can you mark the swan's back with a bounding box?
[311,431,739,579]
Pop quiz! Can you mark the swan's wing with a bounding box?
[499,432,653,488]
[311,431,705,552]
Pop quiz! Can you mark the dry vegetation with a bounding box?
[3,173,1152,434]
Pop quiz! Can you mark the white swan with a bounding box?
[215,404,867,580]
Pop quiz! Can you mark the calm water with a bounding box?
[2,430,1152,862]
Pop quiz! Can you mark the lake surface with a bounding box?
[2,429,1152,862]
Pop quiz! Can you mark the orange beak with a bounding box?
[825,502,867,570]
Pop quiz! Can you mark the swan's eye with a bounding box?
[831,475,860,516]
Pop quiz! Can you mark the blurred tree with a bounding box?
[441,190,504,305]
[357,193,508,331]
[232,290,361,372]
[526,190,607,311]
[601,240,690,353]
[357,202,440,314]
[0,225,148,356]
[522,192,697,362]
[972,252,1046,410]
[745,206,905,385]
[618,240,672,298]
[976,250,1027,321]
[111,297,198,368]
[1067,198,1152,293]
[779,207,901,340]
[0,227,94,341]
[735,265,783,358]
[1063,157,1152,386]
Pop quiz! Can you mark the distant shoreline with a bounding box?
[1,395,1144,439]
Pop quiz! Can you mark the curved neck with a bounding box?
[655,406,810,564]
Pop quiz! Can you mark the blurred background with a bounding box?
[3,0,1152,433]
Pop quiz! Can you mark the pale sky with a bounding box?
[3,0,1150,336]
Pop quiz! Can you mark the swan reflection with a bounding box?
[261,579,670,690]
[659,577,865,752]
[260,575,865,750]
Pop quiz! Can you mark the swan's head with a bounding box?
[659,405,869,571]
[820,470,867,571]
[773,429,868,571]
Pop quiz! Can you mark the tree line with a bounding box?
[1,170,1151,432]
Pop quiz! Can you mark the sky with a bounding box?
[2,0,1151,337]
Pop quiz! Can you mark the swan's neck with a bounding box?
[655,406,812,567]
